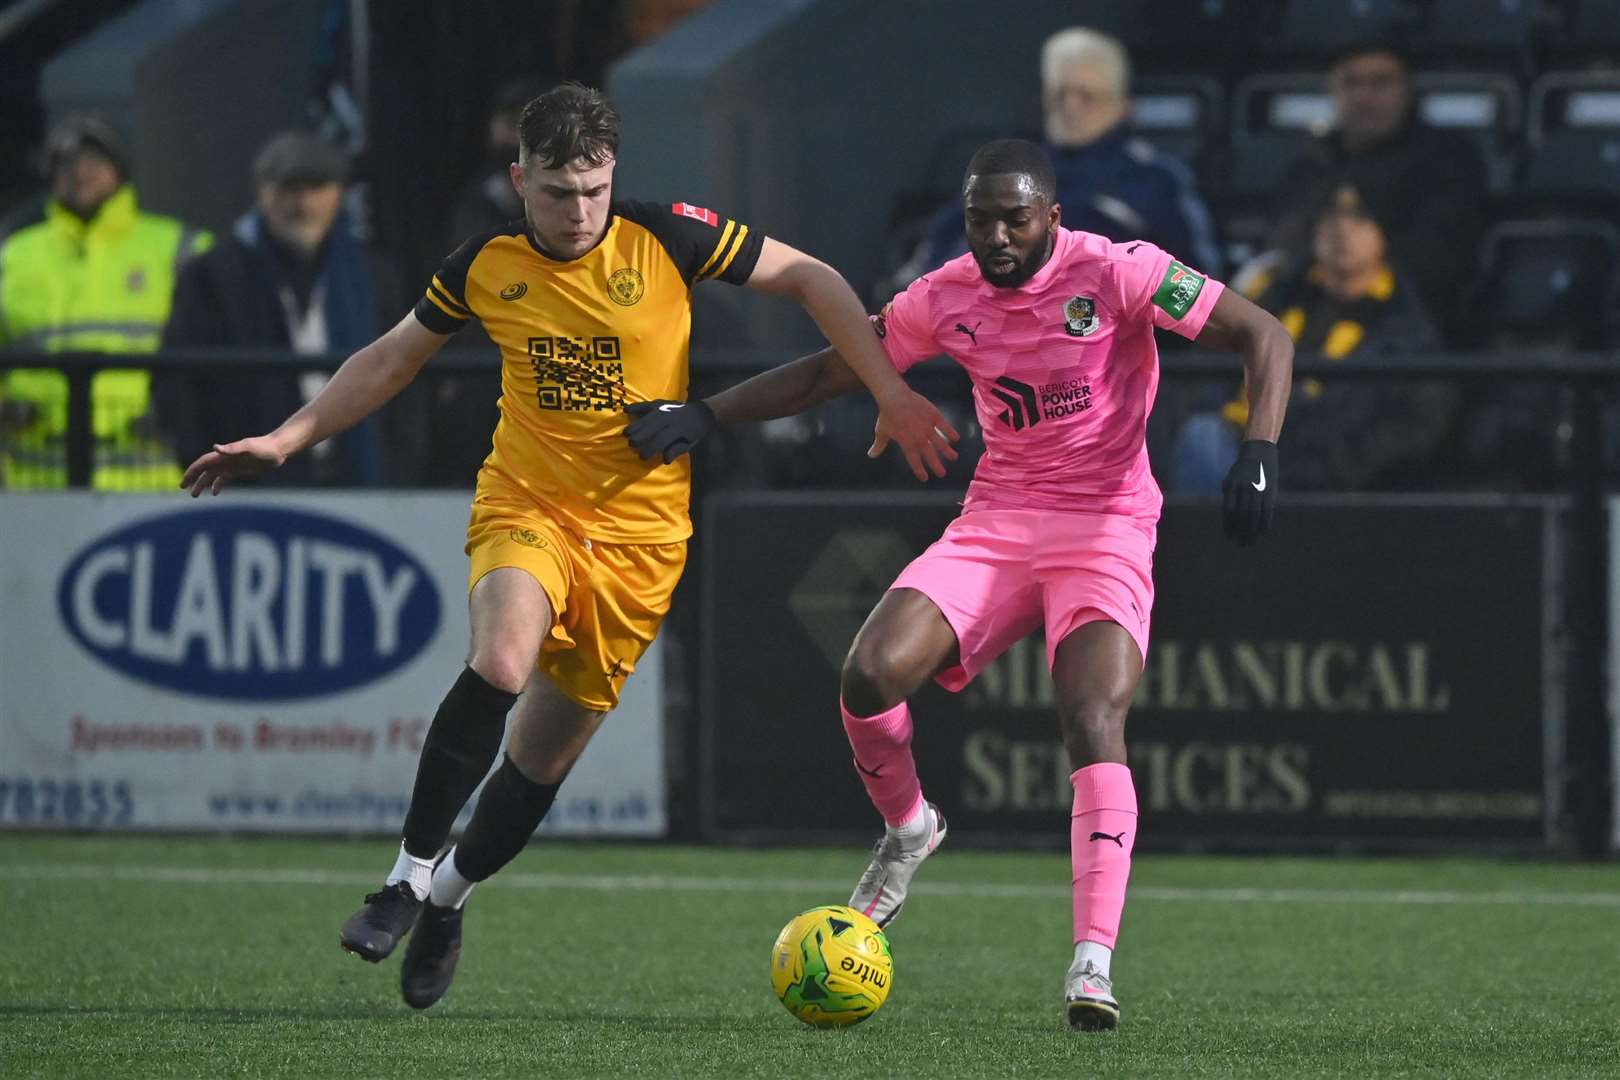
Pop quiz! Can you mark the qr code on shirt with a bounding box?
[527,336,626,412]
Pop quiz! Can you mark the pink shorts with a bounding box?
[889,508,1155,692]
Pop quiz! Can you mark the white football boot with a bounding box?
[1064,958,1120,1031]
[848,802,947,927]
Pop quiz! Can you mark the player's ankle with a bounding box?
[386,843,435,902]
[1071,940,1113,980]
[886,799,931,849]
[428,847,476,910]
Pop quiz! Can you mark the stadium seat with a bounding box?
[1210,73,1328,264]
[1523,72,1620,205]
[1123,0,1250,74]
[909,126,1042,208]
[1131,74,1225,168]
[1413,72,1523,194]
[1466,218,1620,346]
[1556,0,1620,56]
[1262,0,1418,56]
[1418,0,1542,61]
[1224,73,1330,197]
[876,125,1040,303]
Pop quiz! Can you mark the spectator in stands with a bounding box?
[1173,185,1453,492]
[0,115,209,489]
[900,26,1221,284]
[413,79,545,489]
[1265,41,1486,335]
[157,131,394,486]
[445,78,541,247]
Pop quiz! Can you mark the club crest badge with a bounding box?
[1064,295,1099,337]
[510,527,548,548]
[608,267,645,307]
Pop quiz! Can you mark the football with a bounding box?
[769,905,893,1027]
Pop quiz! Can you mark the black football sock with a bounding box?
[449,753,561,883]
[400,667,520,859]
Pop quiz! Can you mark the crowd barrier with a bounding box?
[2,348,1615,852]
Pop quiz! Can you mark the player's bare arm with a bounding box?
[180,313,448,496]
[1192,287,1294,544]
[706,346,863,426]
[743,237,959,481]
[1193,288,1293,443]
[624,346,866,464]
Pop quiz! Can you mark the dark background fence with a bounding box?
[5,346,1614,853]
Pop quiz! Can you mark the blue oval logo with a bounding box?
[58,506,442,701]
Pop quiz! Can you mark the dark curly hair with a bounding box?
[518,82,621,169]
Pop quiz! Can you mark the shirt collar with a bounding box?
[524,215,617,264]
[46,184,138,241]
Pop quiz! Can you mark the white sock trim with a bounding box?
[1073,940,1113,980]
[428,847,476,909]
[385,844,434,901]
[888,800,930,848]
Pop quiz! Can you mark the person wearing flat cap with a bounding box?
[0,114,210,489]
[158,130,401,486]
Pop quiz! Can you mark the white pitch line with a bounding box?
[8,864,1620,909]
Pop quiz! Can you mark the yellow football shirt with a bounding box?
[414,200,763,543]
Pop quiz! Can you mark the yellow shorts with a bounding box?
[465,495,686,712]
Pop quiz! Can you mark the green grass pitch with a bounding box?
[3,836,1618,1078]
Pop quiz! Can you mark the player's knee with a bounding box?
[840,639,919,715]
[839,667,887,718]
[467,649,533,696]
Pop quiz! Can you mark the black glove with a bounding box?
[624,399,719,464]
[1221,439,1278,545]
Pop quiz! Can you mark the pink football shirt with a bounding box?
[876,227,1224,521]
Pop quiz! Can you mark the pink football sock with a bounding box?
[841,699,925,826]
[1070,763,1138,948]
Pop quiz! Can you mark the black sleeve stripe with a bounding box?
[693,220,737,280]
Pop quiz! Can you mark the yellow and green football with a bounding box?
[769,904,893,1027]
